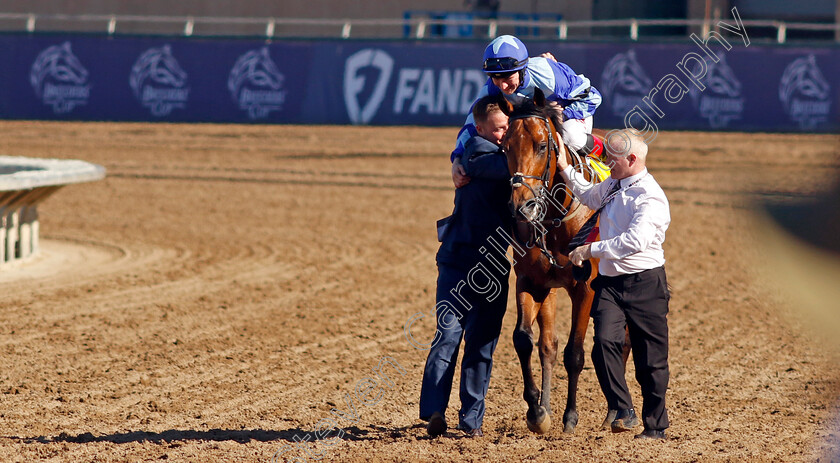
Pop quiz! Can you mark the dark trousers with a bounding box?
[591,266,670,431]
[419,262,508,431]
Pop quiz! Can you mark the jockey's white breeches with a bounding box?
[561,116,593,152]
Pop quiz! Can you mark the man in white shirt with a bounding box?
[558,129,671,440]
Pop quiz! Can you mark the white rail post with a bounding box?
[29,206,39,255]
[26,14,35,33]
[6,209,18,262]
[630,19,639,41]
[488,20,497,38]
[0,210,5,262]
[108,15,117,35]
[184,17,194,37]
[19,206,32,259]
[558,20,568,40]
[776,22,786,44]
[341,22,351,39]
[266,19,275,39]
[415,20,426,39]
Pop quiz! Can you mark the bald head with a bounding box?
[605,129,648,179]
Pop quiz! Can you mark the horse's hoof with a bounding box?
[562,410,579,434]
[601,409,618,430]
[527,406,551,434]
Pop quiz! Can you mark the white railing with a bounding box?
[0,157,105,266]
[0,12,838,43]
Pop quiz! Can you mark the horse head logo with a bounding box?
[227,47,286,119]
[29,42,88,98]
[228,47,283,95]
[704,54,741,98]
[779,55,830,110]
[601,50,651,98]
[689,55,744,128]
[600,50,652,117]
[343,49,394,124]
[130,45,188,99]
[779,55,831,129]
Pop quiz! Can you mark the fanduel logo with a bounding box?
[30,42,90,114]
[689,54,743,128]
[343,48,486,124]
[228,47,286,120]
[130,45,189,117]
[344,49,393,124]
[600,50,652,118]
[779,55,831,130]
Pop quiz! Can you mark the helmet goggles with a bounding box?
[483,57,527,74]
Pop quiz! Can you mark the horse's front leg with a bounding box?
[513,281,551,434]
[562,278,595,433]
[536,288,559,420]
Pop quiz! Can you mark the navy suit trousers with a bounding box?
[419,261,508,431]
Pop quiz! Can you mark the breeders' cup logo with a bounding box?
[689,54,744,128]
[779,55,831,130]
[600,50,652,117]
[343,49,394,124]
[30,42,90,114]
[228,47,286,120]
[130,45,189,117]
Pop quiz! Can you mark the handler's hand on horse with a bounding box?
[540,52,557,62]
[556,145,571,170]
[569,244,592,267]
[452,158,470,188]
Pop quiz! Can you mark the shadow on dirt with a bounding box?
[17,424,430,445]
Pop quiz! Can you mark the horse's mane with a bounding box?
[509,98,564,135]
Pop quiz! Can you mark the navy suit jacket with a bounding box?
[437,136,513,270]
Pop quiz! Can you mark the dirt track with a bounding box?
[0,121,838,462]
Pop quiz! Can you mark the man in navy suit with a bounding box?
[419,94,513,438]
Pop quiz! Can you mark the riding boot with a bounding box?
[574,133,595,157]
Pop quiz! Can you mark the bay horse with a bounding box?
[498,90,628,434]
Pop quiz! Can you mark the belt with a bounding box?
[599,266,663,282]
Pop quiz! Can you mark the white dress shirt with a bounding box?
[561,166,671,276]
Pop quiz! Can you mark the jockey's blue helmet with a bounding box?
[482,35,529,74]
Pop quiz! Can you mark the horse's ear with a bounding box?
[496,94,513,116]
[534,88,546,107]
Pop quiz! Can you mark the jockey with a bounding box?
[451,35,602,181]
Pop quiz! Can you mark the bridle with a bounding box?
[507,113,592,269]
[509,114,557,196]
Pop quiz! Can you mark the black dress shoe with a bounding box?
[427,412,447,437]
[463,427,483,438]
[610,408,639,433]
[635,429,667,439]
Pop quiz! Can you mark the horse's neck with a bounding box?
[545,168,574,218]
[547,148,597,215]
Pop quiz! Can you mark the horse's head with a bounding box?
[501,89,572,242]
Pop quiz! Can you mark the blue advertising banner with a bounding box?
[0,33,836,133]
